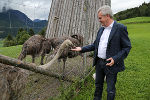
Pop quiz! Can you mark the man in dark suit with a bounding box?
[71,5,131,100]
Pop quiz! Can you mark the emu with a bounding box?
[18,35,52,65]
[40,34,83,75]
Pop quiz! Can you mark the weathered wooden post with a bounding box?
[45,0,111,76]
[46,0,111,74]
[46,0,111,43]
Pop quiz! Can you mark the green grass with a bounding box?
[0,18,150,100]
[70,23,150,100]
[118,17,150,24]
[0,45,22,58]
[0,45,41,64]
[0,40,3,47]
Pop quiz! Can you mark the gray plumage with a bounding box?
[18,35,52,65]
[47,34,83,74]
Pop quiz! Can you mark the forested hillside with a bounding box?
[0,8,47,38]
[114,2,150,20]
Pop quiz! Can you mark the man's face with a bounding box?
[98,12,108,27]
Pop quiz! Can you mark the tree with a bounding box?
[29,28,35,36]
[18,28,24,32]
[3,34,16,47]
[38,27,46,37]
[16,30,30,45]
[6,34,13,41]
[18,33,30,45]
[139,4,148,16]
[114,2,150,20]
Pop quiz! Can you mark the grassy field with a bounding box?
[0,17,150,100]
[70,22,150,100]
[118,17,150,24]
[0,45,22,58]
[0,40,3,47]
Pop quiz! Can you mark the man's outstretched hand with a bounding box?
[71,47,82,51]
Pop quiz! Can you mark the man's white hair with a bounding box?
[97,5,113,18]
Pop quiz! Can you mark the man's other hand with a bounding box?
[106,57,114,66]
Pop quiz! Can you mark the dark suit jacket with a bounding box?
[81,21,131,73]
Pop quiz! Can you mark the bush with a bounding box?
[16,30,31,45]
[29,28,35,36]
[38,27,46,37]
[18,34,30,45]
[3,40,16,47]
[3,34,16,47]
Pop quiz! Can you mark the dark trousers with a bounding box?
[93,59,118,100]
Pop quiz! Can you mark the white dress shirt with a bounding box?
[98,21,114,59]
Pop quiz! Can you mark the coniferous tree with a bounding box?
[38,27,46,37]
[114,2,150,20]
[3,34,15,47]
[29,28,35,36]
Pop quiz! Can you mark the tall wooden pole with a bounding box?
[46,0,111,43]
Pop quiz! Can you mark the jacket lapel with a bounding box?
[107,21,118,44]
[96,27,104,47]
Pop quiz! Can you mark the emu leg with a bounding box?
[18,53,26,61]
[57,59,61,72]
[40,54,45,65]
[62,58,67,76]
[32,55,35,63]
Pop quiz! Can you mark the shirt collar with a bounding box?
[109,21,114,28]
[103,20,114,29]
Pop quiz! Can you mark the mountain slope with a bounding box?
[0,9,47,38]
[114,2,150,21]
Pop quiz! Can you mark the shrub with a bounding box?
[18,34,30,45]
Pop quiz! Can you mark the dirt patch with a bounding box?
[0,54,93,100]
[19,56,93,100]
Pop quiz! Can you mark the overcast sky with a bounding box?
[0,0,150,20]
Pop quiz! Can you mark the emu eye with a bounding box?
[71,35,78,38]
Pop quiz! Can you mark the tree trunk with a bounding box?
[46,0,111,70]
[46,0,111,44]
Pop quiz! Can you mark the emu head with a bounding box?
[38,39,73,69]
[71,34,83,46]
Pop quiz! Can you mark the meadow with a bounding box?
[71,18,150,100]
[118,17,150,24]
[0,40,3,47]
[0,17,150,100]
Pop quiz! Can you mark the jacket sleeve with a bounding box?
[112,25,132,63]
[80,27,102,53]
[80,41,96,53]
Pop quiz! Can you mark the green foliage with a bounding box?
[0,40,3,47]
[6,34,13,40]
[18,28,24,32]
[18,33,30,45]
[38,27,46,37]
[114,2,150,20]
[2,28,32,47]
[16,30,30,45]
[28,28,35,36]
[3,34,16,47]
[3,40,15,47]
[139,3,148,16]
